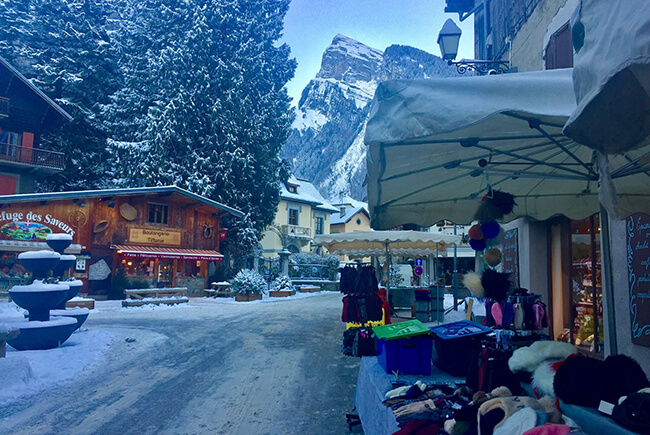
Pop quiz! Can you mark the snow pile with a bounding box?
[17,250,61,260]
[0,329,114,406]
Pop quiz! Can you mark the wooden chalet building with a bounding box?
[0,186,242,295]
[0,56,71,194]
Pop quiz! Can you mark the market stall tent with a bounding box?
[365,68,650,229]
[314,231,460,257]
[563,0,650,154]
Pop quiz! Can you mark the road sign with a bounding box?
[413,265,424,276]
[415,259,423,266]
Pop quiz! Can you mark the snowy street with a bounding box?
[0,292,360,435]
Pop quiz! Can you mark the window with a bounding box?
[545,23,573,70]
[148,203,169,224]
[288,208,299,226]
[287,185,297,193]
[315,216,324,235]
[356,218,362,225]
[0,130,22,158]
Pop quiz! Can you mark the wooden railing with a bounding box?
[0,144,64,170]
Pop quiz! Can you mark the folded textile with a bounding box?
[521,424,571,435]
[392,419,439,435]
[394,399,437,417]
[492,407,538,435]
[478,396,544,434]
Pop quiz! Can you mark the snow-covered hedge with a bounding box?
[232,269,266,295]
[271,274,295,292]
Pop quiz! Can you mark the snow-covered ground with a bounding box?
[0,290,329,406]
[0,290,469,409]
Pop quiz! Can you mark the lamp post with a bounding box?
[437,18,510,75]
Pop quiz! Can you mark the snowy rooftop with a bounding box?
[330,206,369,225]
[280,176,338,213]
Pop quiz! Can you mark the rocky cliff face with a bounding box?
[282,34,460,200]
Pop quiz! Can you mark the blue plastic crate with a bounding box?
[376,335,433,375]
[429,320,492,376]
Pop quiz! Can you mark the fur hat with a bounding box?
[612,391,650,434]
[601,354,650,404]
[481,269,511,301]
[508,341,577,373]
[474,189,517,223]
[553,355,605,407]
[483,248,502,267]
[463,272,485,298]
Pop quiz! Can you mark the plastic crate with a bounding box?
[429,320,492,376]
[377,334,433,375]
[373,319,430,340]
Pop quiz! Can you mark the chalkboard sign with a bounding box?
[627,213,650,347]
[501,228,520,288]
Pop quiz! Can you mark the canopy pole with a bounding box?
[600,205,617,355]
[453,224,459,311]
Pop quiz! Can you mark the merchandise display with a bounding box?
[340,264,385,357]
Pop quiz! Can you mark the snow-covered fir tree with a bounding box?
[0,0,121,191]
[232,269,267,295]
[106,0,296,267]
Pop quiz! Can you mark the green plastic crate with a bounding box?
[373,319,431,340]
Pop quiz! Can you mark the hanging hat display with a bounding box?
[483,248,502,268]
[481,221,501,239]
[474,189,517,223]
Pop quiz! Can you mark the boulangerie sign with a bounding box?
[627,213,650,347]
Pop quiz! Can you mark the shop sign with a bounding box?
[129,228,182,246]
[627,213,650,347]
[0,210,75,240]
[501,228,520,288]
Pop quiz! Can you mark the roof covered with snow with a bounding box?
[0,186,243,218]
[330,206,369,225]
[280,176,338,213]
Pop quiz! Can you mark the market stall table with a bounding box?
[354,356,463,435]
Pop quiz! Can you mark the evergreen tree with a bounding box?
[108,0,296,267]
[0,0,121,190]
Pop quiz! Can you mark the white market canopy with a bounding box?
[314,230,460,257]
[564,0,650,154]
[365,68,650,229]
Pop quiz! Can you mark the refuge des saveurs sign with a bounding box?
[628,213,650,347]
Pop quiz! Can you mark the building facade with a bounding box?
[260,176,338,257]
[0,186,241,295]
[0,56,71,194]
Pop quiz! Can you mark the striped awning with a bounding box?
[112,245,224,262]
[0,239,82,253]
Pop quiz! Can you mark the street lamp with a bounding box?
[437,18,510,75]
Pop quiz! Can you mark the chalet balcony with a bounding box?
[281,224,311,240]
[0,144,64,172]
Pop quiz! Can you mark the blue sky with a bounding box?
[281,0,475,105]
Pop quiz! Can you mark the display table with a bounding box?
[354,356,463,435]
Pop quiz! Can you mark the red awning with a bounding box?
[112,245,224,262]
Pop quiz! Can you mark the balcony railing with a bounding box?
[281,224,311,239]
[0,144,64,171]
[0,97,9,117]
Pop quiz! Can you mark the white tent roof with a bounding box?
[314,230,460,256]
[564,0,650,153]
[365,69,650,228]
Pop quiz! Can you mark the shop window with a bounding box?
[569,215,602,354]
[314,216,324,235]
[122,258,156,277]
[288,208,299,226]
[148,203,169,224]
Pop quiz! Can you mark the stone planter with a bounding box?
[235,293,263,302]
[269,290,296,297]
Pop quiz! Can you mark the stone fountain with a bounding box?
[6,234,89,351]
